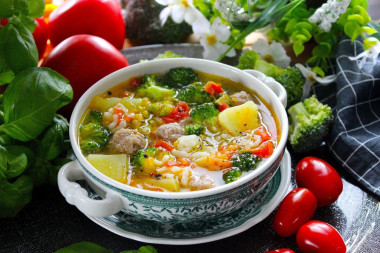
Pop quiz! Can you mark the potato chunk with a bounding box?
[87,154,128,183]
[218,101,259,135]
[145,178,180,192]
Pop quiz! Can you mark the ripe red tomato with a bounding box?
[33,18,48,59]
[48,0,125,49]
[264,249,295,253]
[41,34,129,116]
[273,188,317,237]
[296,157,343,207]
[296,220,346,253]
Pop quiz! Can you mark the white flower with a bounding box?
[193,17,236,60]
[156,0,202,26]
[215,0,251,22]
[251,39,291,68]
[349,42,380,69]
[295,64,336,99]
[308,0,351,32]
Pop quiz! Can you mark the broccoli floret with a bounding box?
[136,74,174,101]
[236,50,261,70]
[223,168,242,184]
[80,123,111,154]
[131,147,159,171]
[177,82,212,104]
[190,103,219,125]
[288,95,333,153]
[149,101,175,116]
[185,124,205,135]
[84,110,103,124]
[232,152,262,172]
[123,0,192,45]
[236,50,305,107]
[163,68,199,89]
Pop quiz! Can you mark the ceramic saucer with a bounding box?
[86,150,291,245]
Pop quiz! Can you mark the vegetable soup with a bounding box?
[78,68,280,192]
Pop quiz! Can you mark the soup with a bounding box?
[78,68,280,192]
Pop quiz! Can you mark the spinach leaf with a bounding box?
[0,67,73,142]
[38,114,70,161]
[55,241,113,253]
[0,175,33,218]
[0,145,28,180]
[0,18,38,74]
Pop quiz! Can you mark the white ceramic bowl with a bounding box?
[58,58,289,223]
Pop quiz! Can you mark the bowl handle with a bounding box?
[58,160,123,217]
[243,69,287,108]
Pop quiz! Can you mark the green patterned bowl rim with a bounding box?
[85,150,291,245]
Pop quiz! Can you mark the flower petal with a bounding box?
[171,5,186,23]
[159,6,171,26]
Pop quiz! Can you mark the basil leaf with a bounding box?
[0,175,33,218]
[0,19,38,74]
[121,246,158,253]
[38,114,70,161]
[0,67,73,142]
[0,145,28,180]
[55,242,113,253]
[0,0,14,18]
[28,0,45,18]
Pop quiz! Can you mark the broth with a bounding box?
[78,68,280,192]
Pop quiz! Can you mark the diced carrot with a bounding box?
[252,141,274,158]
[154,141,174,152]
[254,126,271,142]
[204,81,224,95]
[218,103,230,112]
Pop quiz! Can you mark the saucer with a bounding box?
[86,150,291,245]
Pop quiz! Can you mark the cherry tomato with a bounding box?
[273,188,317,237]
[33,18,48,60]
[48,0,125,49]
[264,249,295,253]
[41,34,129,116]
[296,157,343,207]
[296,220,346,253]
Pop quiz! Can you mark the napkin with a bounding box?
[313,37,380,200]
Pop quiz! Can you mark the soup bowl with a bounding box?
[58,58,289,223]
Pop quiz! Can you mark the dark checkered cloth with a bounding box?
[314,37,380,200]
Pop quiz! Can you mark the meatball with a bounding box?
[155,123,185,142]
[231,91,253,106]
[189,175,216,191]
[109,129,146,155]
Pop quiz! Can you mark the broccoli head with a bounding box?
[136,74,174,101]
[80,123,111,154]
[190,103,219,125]
[236,49,305,107]
[185,124,205,136]
[177,82,212,104]
[163,68,199,89]
[223,168,242,184]
[123,0,192,45]
[288,95,333,153]
[131,147,159,173]
[232,152,262,172]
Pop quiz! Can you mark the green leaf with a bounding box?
[217,0,303,61]
[368,20,380,41]
[0,19,38,74]
[0,175,33,218]
[121,245,158,253]
[55,242,113,253]
[25,156,51,187]
[0,145,28,180]
[37,114,70,161]
[293,40,305,56]
[0,0,15,18]
[0,67,73,142]
[28,0,45,18]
